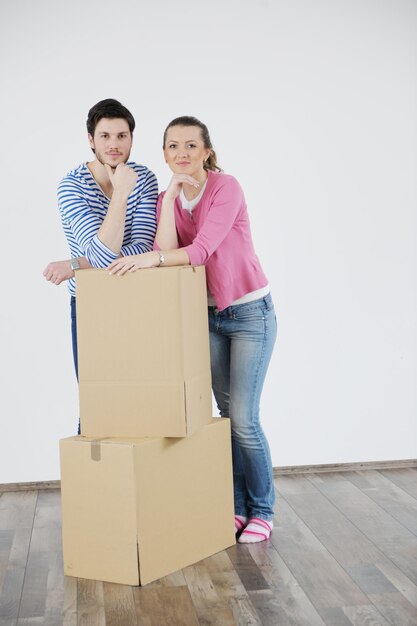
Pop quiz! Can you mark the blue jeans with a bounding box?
[208,293,277,521]
[70,296,78,380]
[70,297,80,434]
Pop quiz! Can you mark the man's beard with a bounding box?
[95,150,130,170]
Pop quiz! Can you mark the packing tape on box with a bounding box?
[90,440,101,462]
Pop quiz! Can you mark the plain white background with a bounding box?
[1,0,416,483]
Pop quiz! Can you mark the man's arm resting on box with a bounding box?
[43,257,93,285]
[43,252,129,285]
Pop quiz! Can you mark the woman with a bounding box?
[108,117,277,543]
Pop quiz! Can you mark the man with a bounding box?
[43,98,158,380]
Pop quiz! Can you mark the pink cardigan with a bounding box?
[155,170,268,310]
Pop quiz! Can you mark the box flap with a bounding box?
[133,419,235,585]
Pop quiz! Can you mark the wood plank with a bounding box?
[248,588,324,626]
[278,474,417,624]
[224,595,262,625]
[144,569,186,588]
[270,486,371,617]
[184,566,263,626]
[202,551,249,600]
[103,583,137,626]
[364,592,417,625]
[341,604,392,625]
[375,560,417,610]
[277,474,388,567]
[19,490,62,621]
[0,492,37,621]
[226,545,269,592]
[202,551,263,624]
[0,531,14,594]
[247,541,326,625]
[39,491,64,626]
[314,606,354,626]
[6,529,32,572]
[133,586,199,626]
[182,562,237,624]
[18,551,49,619]
[380,468,417,499]
[62,576,77,626]
[76,579,105,626]
[308,472,417,586]
[0,532,14,551]
[35,491,60,508]
[194,607,237,626]
[0,564,27,620]
[182,563,227,610]
[342,470,417,535]
[0,493,38,531]
[346,564,398,594]
[43,550,65,626]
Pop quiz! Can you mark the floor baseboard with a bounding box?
[1,460,416,492]
[273,458,417,476]
[0,480,61,493]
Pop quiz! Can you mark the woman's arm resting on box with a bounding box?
[107,248,190,276]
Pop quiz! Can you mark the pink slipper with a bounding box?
[238,517,273,543]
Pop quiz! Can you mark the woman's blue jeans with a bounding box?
[208,293,277,521]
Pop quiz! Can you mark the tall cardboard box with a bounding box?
[60,419,235,586]
[76,266,212,438]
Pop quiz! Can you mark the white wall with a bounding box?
[1,0,416,483]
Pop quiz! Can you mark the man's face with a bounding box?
[88,118,132,168]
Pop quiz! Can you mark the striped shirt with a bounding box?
[58,162,158,296]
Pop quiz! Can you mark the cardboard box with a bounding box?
[60,418,235,586]
[76,266,212,438]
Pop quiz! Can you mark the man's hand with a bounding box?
[105,163,138,197]
[43,260,74,285]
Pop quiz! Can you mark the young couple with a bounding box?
[44,99,277,544]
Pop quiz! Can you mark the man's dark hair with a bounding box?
[86,99,135,136]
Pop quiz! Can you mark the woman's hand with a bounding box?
[164,174,200,202]
[107,251,160,276]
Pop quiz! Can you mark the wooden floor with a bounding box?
[0,468,416,625]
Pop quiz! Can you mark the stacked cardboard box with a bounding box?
[60,266,235,586]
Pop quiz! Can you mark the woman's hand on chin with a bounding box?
[107,252,160,276]
[164,174,200,201]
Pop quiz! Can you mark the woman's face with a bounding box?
[164,125,211,179]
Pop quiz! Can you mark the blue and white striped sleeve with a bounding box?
[120,169,158,257]
[58,176,119,267]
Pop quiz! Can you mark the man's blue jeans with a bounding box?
[70,296,78,380]
[70,296,80,434]
[208,293,277,521]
